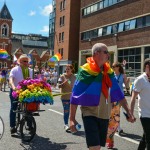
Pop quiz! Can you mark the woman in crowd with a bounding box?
[106,62,129,149]
[58,64,76,131]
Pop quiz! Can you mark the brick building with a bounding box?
[79,0,150,76]
[11,33,50,68]
[0,3,12,68]
[54,0,81,73]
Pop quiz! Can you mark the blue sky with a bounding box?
[0,0,52,36]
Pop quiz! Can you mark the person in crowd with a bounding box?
[106,62,129,149]
[58,64,76,131]
[130,58,150,150]
[0,67,7,91]
[9,54,33,134]
[69,43,135,150]
[44,68,51,84]
[52,69,58,89]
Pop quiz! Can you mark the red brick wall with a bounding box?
[80,0,150,50]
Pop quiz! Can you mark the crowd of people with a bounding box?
[5,42,150,150]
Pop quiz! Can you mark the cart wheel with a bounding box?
[20,115,36,142]
[0,116,4,140]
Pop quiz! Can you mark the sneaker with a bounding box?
[107,142,114,149]
[10,127,17,134]
[118,129,123,135]
[64,125,70,131]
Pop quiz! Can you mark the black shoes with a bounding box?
[10,127,17,134]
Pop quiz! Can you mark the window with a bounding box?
[106,26,112,35]
[59,33,61,42]
[112,24,118,33]
[124,21,130,31]
[60,1,63,10]
[136,17,143,28]
[93,4,98,12]
[145,47,150,59]
[59,48,63,57]
[130,20,136,29]
[91,29,98,38]
[1,24,8,37]
[146,15,150,26]
[104,0,109,8]
[118,22,124,32]
[62,32,64,41]
[60,16,65,26]
[102,27,107,35]
[118,48,141,75]
[99,1,103,9]
[109,0,113,5]
[87,7,91,14]
[98,28,103,37]
[63,0,66,9]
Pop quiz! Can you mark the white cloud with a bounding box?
[29,10,36,16]
[41,4,52,16]
[40,26,49,33]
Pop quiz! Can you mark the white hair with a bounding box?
[92,43,108,56]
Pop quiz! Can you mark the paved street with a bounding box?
[0,87,142,150]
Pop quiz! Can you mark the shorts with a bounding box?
[82,116,109,147]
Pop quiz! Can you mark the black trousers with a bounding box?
[138,118,150,150]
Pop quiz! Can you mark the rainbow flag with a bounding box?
[71,57,124,106]
[49,52,62,62]
[0,49,9,59]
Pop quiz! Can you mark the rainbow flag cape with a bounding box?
[71,57,124,106]
[0,49,9,59]
[49,52,62,62]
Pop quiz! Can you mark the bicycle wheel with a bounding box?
[0,116,4,140]
[20,115,36,142]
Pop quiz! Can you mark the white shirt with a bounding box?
[9,66,33,87]
[133,72,150,118]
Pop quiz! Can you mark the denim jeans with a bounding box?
[61,99,70,125]
[9,88,18,128]
[138,117,150,150]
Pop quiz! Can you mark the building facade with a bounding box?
[54,0,81,73]
[11,33,50,68]
[79,0,150,76]
[0,3,13,68]
[49,0,56,55]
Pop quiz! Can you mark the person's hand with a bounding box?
[70,119,78,133]
[126,112,136,123]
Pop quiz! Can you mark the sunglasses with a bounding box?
[23,61,28,63]
[112,66,117,68]
[97,50,109,54]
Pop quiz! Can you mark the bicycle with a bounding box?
[0,116,4,140]
[13,101,45,142]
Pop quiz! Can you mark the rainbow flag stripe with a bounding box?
[49,52,62,62]
[0,49,9,59]
[71,59,124,106]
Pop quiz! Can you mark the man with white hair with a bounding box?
[69,43,135,150]
[9,54,33,134]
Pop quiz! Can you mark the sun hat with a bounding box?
[17,54,31,64]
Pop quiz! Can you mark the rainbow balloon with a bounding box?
[0,49,9,59]
[49,52,62,62]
